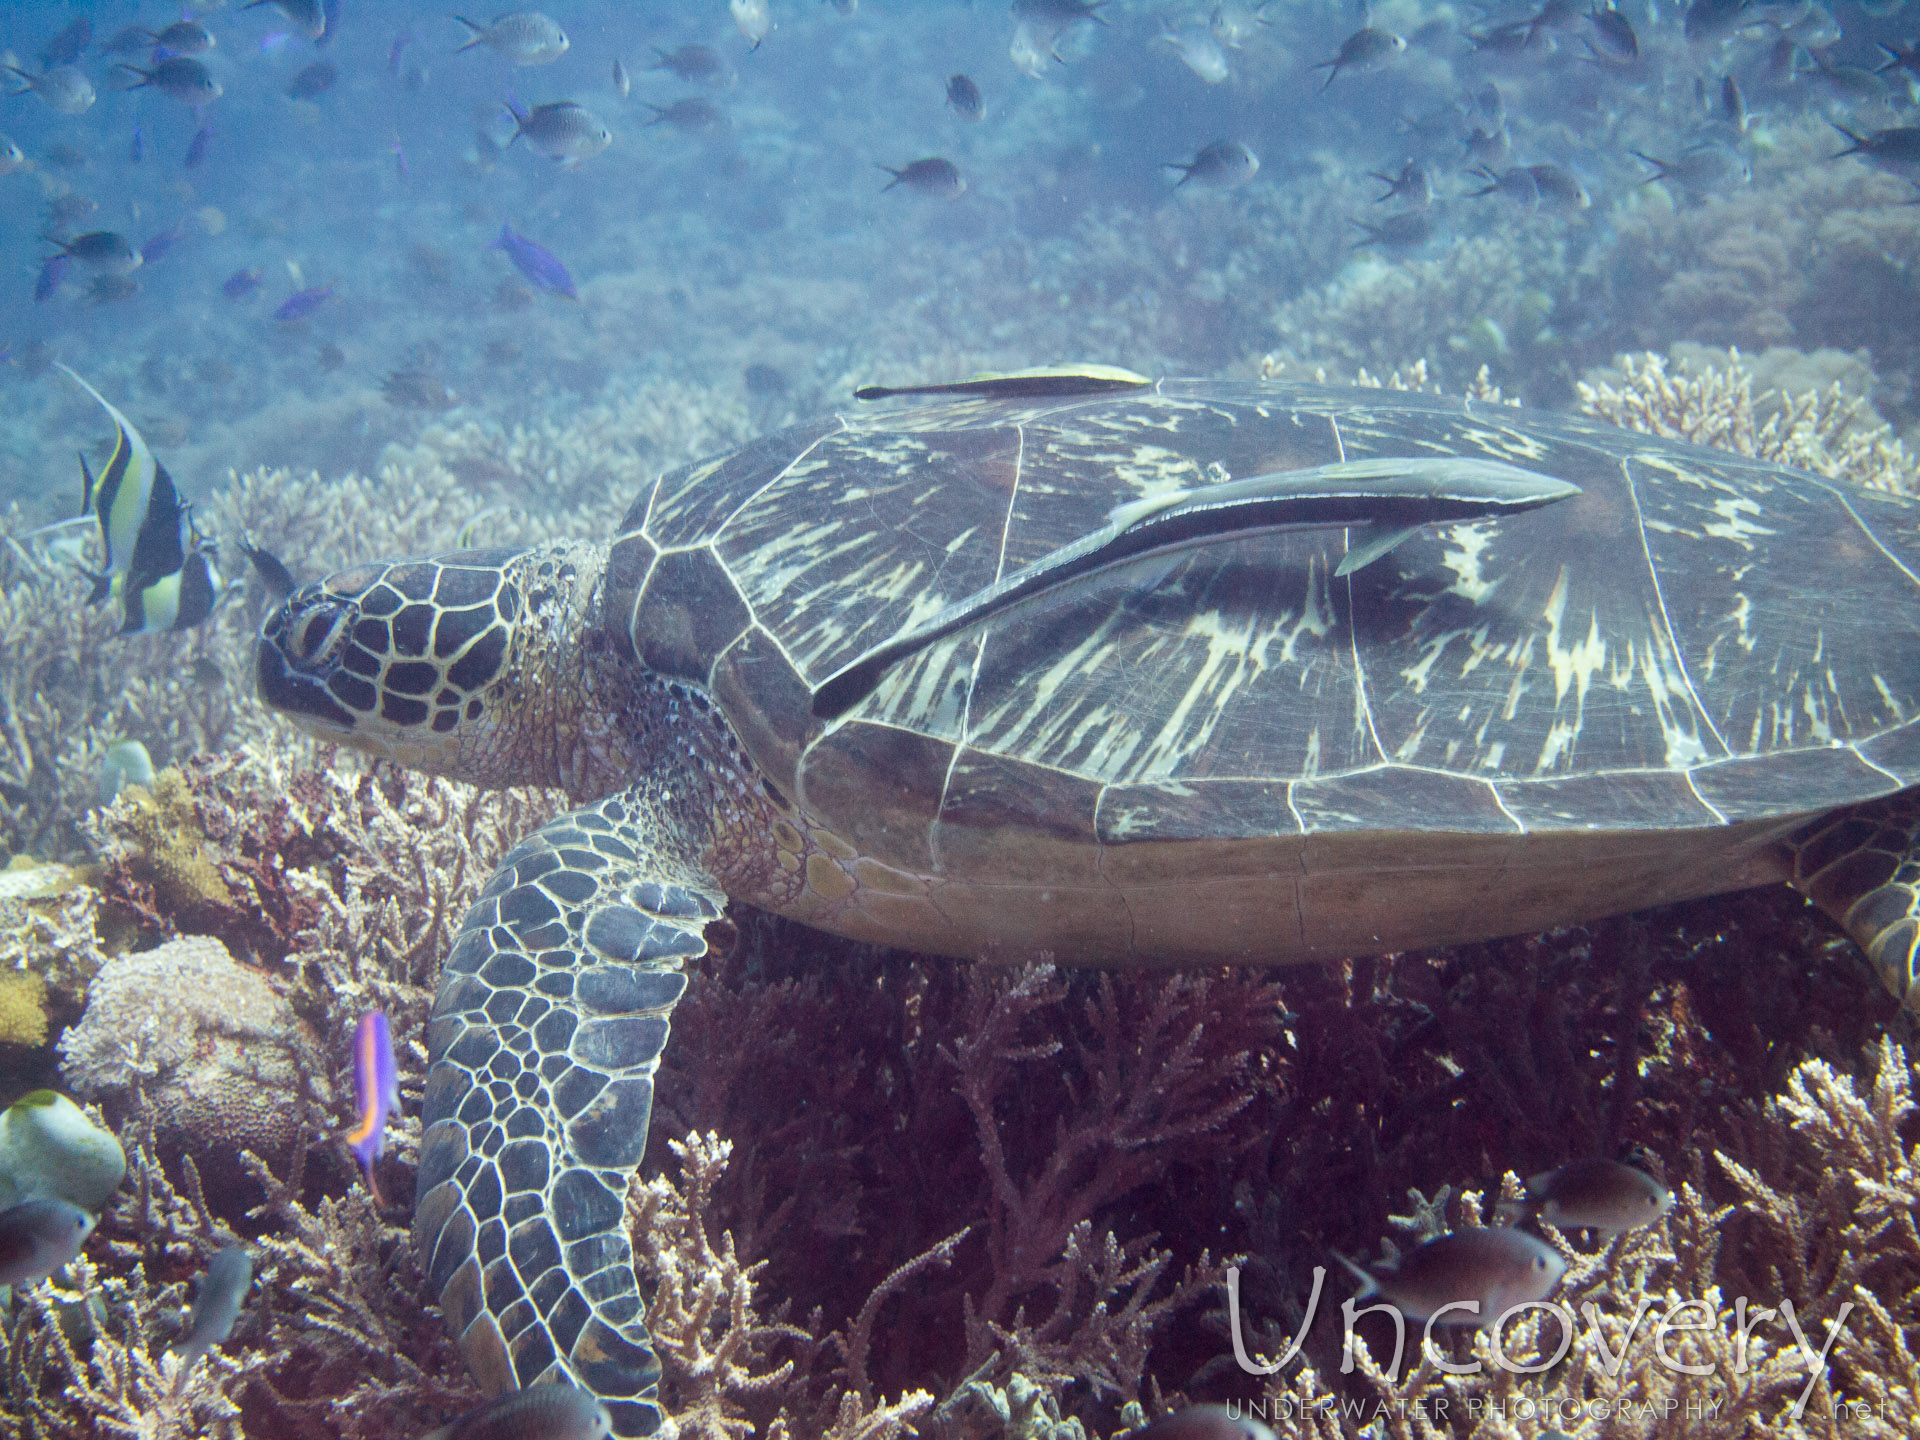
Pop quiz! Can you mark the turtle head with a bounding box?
[256,542,611,789]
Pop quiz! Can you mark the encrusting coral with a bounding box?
[58,934,329,1172]
[0,971,47,1048]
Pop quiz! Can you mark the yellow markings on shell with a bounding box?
[1701,494,1775,550]
[1535,566,1607,773]
[1437,522,1501,603]
[805,852,857,903]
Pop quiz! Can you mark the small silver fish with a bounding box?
[731,0,772,49]
[1587,4,1638,61]
[454,11,569,66]
[649,44,732,87]
[1133,1405,1277,1440]
[421,1385,613,1440]
[1719,74,1748,131]
[1497,1158,1674,1235]
[1210,3,1270,49]
[1009,22,1058,79]
[54,231,141,274]
[506,100,611,165]
[1313,27,1404,89]
[1166,139,1259,188]
[0,132,23,174]
[242,0,328,41]
[1526,161,1591,209]
[151,20,217,55]
[3,65,97,114]
[0,1199,95,1287]
[611,58,629,100]
[171,1245,254,1369]
[1161,24,1230,83]
[1369,158,1432,207]
[1337,1228,1566,1325]
[1632,144,1748,193]
[1352,210,1435,249]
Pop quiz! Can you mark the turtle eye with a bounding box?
[289,602,352,666]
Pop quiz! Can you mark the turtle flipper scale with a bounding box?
[415,787,721,1439]
[1787,791,1920,1009]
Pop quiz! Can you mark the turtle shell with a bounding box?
[604,380,1920,959]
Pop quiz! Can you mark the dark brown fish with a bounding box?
[877,157,963,197]
[946,73,982,121]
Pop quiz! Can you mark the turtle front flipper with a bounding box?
[1786,791,1920,1010]
[415,787,722,1439]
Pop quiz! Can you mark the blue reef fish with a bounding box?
[1497,1158,1674,1234]
[141,224,187,265]
[0,132,22,173]
[130,125,145,164]
[611,58,630,100]
[1160,23,1230,83]
[1336,1228,1566,1325]
[490,225,576,299]
[185,121,215,168]
[287,61,339,100]
[40,18,92,69]
[51,231,141,276]
[421,1386,612,1440]
[649,44,732,86]
[34,256,68,302]
[114,58,223,107]
[878,157,964,196]
[275,284,335,321]
[223,267,263,299]
[946,73,982,120]
[345,1010,400,1201]
[171,1245,254,1370]
[1352,210,1436,249]
[0,1199,94,1288]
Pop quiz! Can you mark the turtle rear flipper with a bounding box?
[416,788,721,1439]
[1787,792,1920,1008]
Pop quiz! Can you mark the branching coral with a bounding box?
[1577,348,1920,496]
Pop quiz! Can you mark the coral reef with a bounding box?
[58,934,329,1171]
[0,355,1916,1439]
[0,971,46,1048]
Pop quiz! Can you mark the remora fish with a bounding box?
[345,1010,400,1202]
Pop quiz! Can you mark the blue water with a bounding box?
[1,0,1915,507]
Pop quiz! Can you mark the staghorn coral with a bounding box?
[1577,348,1920,497]
[58,934,331,1171]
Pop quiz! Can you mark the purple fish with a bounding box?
[390,133,410,181]
[34,255,69,302]
[185,121,213,168]
[345,1010,399,1202]
[140,224,186,265]
[387,29,413,76]
[222,266,263,299]
[274,284,334,321]
[130,124,145,164]
[489,224,576,299]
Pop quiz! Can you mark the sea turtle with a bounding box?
[255,375,1920,1436]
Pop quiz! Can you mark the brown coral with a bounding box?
[57,934,330,1169]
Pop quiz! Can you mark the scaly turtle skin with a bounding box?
[255,379,1920,1436]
